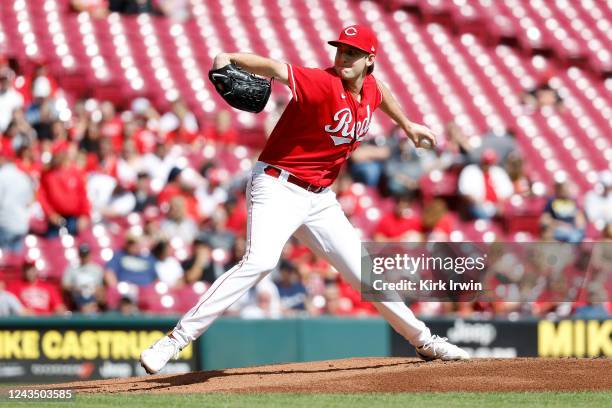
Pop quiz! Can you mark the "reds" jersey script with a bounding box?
[258,64,383,187]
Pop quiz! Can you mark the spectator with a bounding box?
[384,129,437,198]
[160,196,198,245]
[349,135,391,187]
[0,147,35,251]
[118,296,139,315]
[320,283,354,316]
[239,275,282,319]
[195,168,230,219]
[70,0,109,18]
[504,151,531,196]
[115,139,141,189]
[109,0,162,15]
[157,0,190,21]
[79,119,104,160]
[476,128,518,164]
[203,110,238,145]
[99,100,123,145]
[591,223,612,271]
[30,64,58,101]
[140,216,163,250]
[0,280,26,316]
[158,166,203,221]
[48,118,70,148]
[2,115,35,171]
[14,134,42,180]
[374,195,422,242]
[25,86,57,130]
[62,244,104,313]
[105,232,157,287]
[336,275,377,315]
[439,122,472,168]
[522,80,563,111]
[87,172,121,223]
[151,239,184,287]
[38,142,90,236]
[422,198,454,241]
[99,183,136,219]
[334,171,362,218]
[224,195,248,237]
[458,148,513,220]
[574,285,610,319]
[274,260,307,315]
[0,68,24,133]
[128,112,159,156]
[133,171,157,213]
[182,234,223,284]
[584,170,612,230]
[198,206,236,251]
[7,261,67,315]
[222,236,246,273]
[140,142,182,193]
[159,98,199,145]
[540,178,586,243]
[69,98,90,144]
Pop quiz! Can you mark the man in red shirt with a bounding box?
[141,24,469,374]
[38,143,90,236]
[374,195,423,242]
[202,110,238,146]
[8,261,66,315]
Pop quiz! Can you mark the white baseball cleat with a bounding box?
[140,335,181,374]
[415,335,470,361]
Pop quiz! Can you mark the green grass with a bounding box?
[3,392,610,408]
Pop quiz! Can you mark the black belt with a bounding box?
[263,166,326,193]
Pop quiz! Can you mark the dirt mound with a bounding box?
[34,358,612,394]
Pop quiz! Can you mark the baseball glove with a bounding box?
[208,64,272,113]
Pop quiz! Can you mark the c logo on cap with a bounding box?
[344,27,358,36]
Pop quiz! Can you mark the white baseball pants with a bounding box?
[171,161,432,348]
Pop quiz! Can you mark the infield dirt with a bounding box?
[27,357,611,394]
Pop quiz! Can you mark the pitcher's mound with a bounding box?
[37,358,612,394]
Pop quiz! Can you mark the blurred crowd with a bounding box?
[70,0,191,21]
[0,55,609,320]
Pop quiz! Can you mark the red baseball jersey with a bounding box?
[258,64,383,187]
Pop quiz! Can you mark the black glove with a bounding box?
[208,63,272,113]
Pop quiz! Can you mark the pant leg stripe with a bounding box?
[184,173,255,319]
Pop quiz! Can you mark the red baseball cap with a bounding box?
[481,148,498,165]
[328,25,378,55]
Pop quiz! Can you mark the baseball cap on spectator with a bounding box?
[481,148,498,165]
[167,166,183,183]
[22,259,37,270]
[328,25,378,55]
[78,243,91,257]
